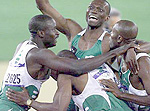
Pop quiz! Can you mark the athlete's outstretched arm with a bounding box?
[31,43,133,76]
[35,0,82,40]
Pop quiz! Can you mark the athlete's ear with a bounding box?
[105,15,110,21]
[117,35,123,43]
[37,30,45,38]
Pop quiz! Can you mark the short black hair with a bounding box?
[28,14,53,33]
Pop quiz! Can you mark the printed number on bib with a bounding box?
[5,73,21,84]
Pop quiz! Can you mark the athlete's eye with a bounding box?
[97,8,104,12]
[88,5,94,10]
[99,9,103,12]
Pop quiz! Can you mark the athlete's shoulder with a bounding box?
[105,31,111,37]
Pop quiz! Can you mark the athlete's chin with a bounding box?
[51,44,56,47]
[53,44,56,47]
[46,43,56,48]
[88,22,101,28]
[88,22,97,26]
[53,42,57,46]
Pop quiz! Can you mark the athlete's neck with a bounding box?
[84,26,104,40]
[29,37,46,49]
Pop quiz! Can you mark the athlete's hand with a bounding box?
[100,79,123,98]
[125,48,139,75]
[6,87,30,105]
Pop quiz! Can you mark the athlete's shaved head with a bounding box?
[57,50,77,59]
[29,14,55,33]
[110,20,138,49]
[114,20,138,40]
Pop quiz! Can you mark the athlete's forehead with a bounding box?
[89,0,110,14]
[112,20,138,40]
[90,0,108,7]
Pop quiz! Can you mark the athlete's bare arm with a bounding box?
[28,44,132,76]
[31,74,72,111]
[101,56,150,106]
[35,0,82,41]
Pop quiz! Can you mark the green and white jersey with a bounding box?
[0,40,50,111]
[70,29,107,111]
[72,72,111,111]
[72,65,131,111]
[71,29,106,59]
[119,53,150,111]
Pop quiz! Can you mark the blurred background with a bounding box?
[0,0,150,110]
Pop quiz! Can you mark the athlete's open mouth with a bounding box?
[89,15,98,20]
[88,15,99,23]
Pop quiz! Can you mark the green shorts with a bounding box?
[83,92,133,111]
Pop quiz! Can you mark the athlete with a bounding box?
[100,22,150,111]
[6,20,139,111]
[0,14,132,111]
